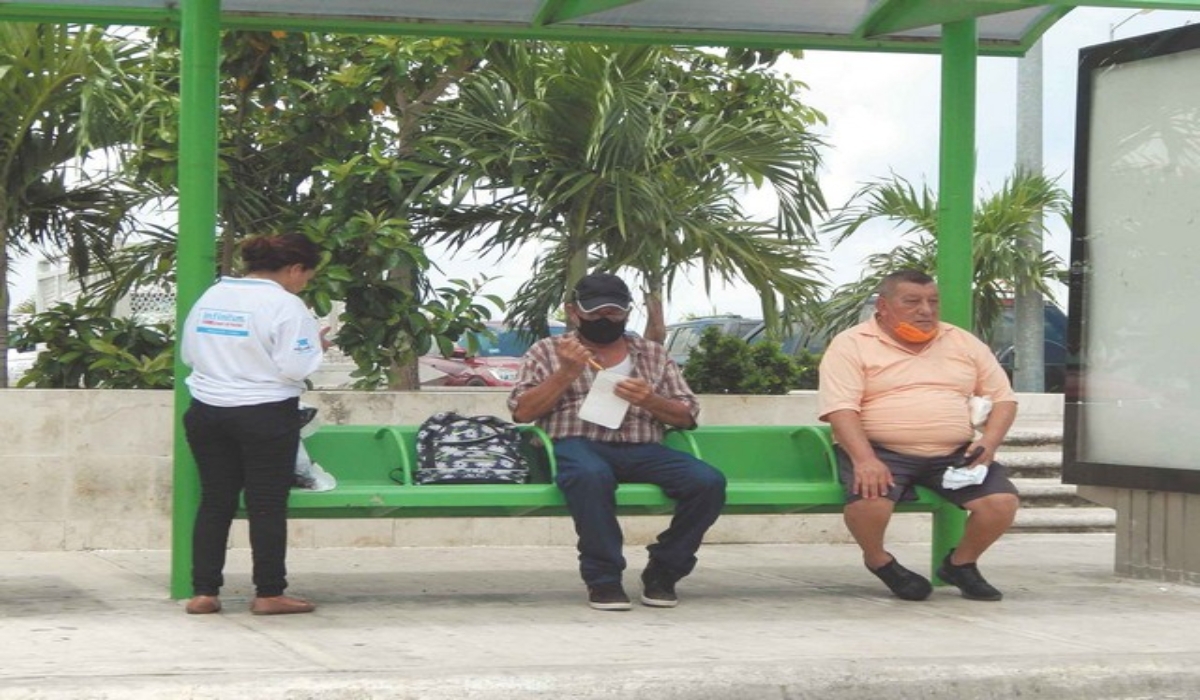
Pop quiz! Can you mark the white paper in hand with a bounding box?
[579,369,631,429]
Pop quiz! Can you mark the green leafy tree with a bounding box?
[304,213,502,388]
[12,300,173,389]
[120,32,494,389]
[0,24,146,386]
[820,169,1071,341]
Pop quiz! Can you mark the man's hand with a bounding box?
[826,409,895,500]
[853,455,896,500]
[554,336,594,377]
[614,376,654,407]
[615,376,696,429]
[963,441,998,467]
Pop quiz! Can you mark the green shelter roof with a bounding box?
[0,0,1110,56]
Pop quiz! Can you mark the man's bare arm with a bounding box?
[966,400,1017,466]
[511,368,579,423]
[511,336,593,423]
[826,409,893,499]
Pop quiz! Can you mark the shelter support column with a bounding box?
[171,0,222,599]
[931,19,978,579]
[937,19,976,329]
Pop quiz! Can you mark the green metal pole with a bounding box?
[171,0,222,599]
[937,19,976,330]
[931,19,977,582]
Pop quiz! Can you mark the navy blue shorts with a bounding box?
[836,443,1019,507]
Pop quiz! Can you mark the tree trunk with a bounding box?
[388,52,482,391]
[0,205,10,388]
[389,359,421,391]
[387,264,421,391]
[642,277,666,343]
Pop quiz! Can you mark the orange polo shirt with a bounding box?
[818,317,1017,457]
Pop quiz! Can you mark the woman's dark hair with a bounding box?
[240,233,321,273]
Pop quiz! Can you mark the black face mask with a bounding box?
[577,317,626,345]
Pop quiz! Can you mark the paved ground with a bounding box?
[3,533,1199,699]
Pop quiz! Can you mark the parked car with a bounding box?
[741,322,830,358]
[991,300,1068,393]
[420,322,566,387]
[662,315,764,366]
[664,315,829,366]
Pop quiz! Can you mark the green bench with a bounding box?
[170,424,965,595]
[286,423,965,578]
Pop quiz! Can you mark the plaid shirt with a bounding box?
[507,332,700,444]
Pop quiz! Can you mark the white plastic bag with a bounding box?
[294,442,337,491]
[969,396,993,429]
[293,403,336,491]
[942,464,989,490]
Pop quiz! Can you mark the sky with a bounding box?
[11,7,1200,325]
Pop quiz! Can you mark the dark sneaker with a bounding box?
[867,555,933,601]
[938,551,1003,601]
[640,567,679,608]
[587,582,632,611]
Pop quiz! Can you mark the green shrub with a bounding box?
[12,301,174,389]
[788,348,821,391]
[682,326,758,394]
[682,326,819,394]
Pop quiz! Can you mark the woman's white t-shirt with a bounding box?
[182,277,323,407]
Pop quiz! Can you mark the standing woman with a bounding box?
[181,233,326,616]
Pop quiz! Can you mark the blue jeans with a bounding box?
[553,438,727,586]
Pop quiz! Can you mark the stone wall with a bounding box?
[0,390,175,550]
[1078,486,1200,585]
[0,389,1064,552]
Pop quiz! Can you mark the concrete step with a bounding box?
[1005,426,1065,447]
[1011,478,1094,508]
[1000,450,1065,478]
[1012,506,1116,533]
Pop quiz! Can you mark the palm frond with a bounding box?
[821,169,1071,338]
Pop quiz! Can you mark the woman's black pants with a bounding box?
[183,397,299,598]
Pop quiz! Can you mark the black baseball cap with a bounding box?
[573,272,632,313]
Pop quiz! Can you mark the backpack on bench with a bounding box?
[412,411,530,485]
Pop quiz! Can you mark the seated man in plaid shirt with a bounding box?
[508,272,727,611]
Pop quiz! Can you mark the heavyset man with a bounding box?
[818,269,1021,601]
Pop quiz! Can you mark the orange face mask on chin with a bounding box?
[893,322,938,344]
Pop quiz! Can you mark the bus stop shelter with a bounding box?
[0,0,1187,597]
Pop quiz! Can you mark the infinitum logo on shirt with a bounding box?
[294,337,314,353]
[196,309,251,337]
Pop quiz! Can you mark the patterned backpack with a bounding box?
[413,411,530,485]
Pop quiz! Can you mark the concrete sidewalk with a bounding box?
[2,533,1198,700]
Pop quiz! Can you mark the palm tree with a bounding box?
[0,24,145,386]
[820,169,1071,341]
[423,43,828,340]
